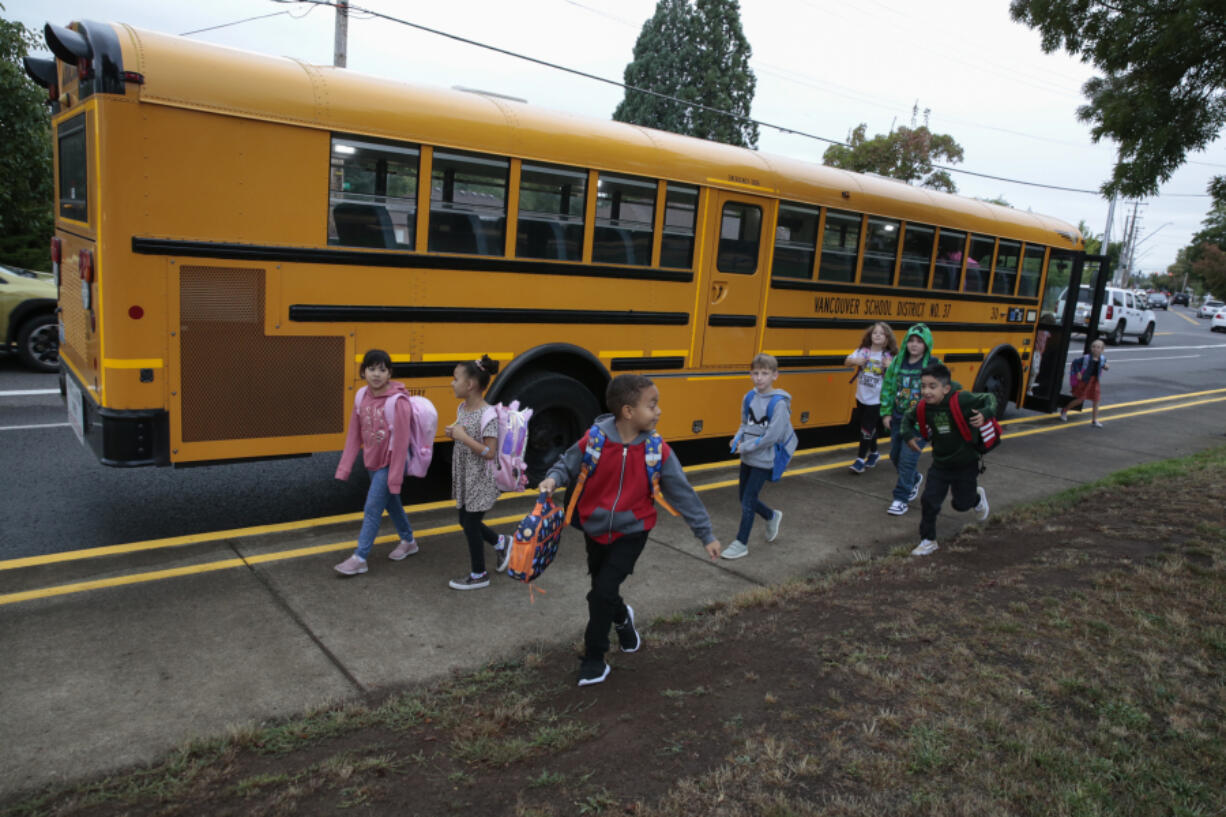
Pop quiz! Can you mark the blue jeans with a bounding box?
[356,467,413,560]
[888,417,924,503]
[736,463,774,543]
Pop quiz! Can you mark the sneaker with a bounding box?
[911,539,939,556]
[721,539,749,560]
[448,572,490,590]
[908,473,924,503]
[615,606,641,653]
[493,534,512,573]
[849,458,866,474]
[1092,421,1104,428]
[865,451,880,468]
[334,555,368,576]
[388,539,419,560]
[887,499,909,516]
[974,487,990,521]
[1059,409,1069,422]
[765,510,783,543]
[578,657,611,687]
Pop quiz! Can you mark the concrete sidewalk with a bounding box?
[2,398,1224,798]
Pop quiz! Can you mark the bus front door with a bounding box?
[698,192,771,367]
[1023,251,1111,413]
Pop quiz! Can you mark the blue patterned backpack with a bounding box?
[507,491,565,585]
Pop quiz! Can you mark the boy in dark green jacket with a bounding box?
[901,362,994,556]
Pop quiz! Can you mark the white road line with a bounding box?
[1108,354,1201,363]
[1105,343,1226,352]
[0,389,60,397]
[0,423,70,432]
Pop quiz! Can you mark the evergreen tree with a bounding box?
[1011,0,1226,199]
[0,12,53,271]
[613,0,758,149]
[822,106,963,192]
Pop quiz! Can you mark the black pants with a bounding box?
[919,462,980,541]
[458,508,499,574]
[857,400,881,458]
[583,531,647,659]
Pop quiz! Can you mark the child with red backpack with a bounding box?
[444,355,511,590]
[901,362,996,557]
[538,374,721,687]
[333,349,420,576]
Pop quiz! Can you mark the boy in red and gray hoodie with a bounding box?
[333,349,418,575]
[539,374,721,686]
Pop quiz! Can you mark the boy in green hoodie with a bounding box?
[901,362,994,556]
[880,323,941,516]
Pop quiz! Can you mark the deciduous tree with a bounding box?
[0,11,53,270]
[1010,0,1226,199]
[822,106,964,193]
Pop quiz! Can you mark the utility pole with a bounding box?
[333,0,348,68]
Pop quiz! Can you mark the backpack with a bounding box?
[354,387,438,478]
[476,401,534,493]
[507,491,565,586]
[730,391,798,482]
[916,391,1002,455]
[1068,353,1105,390]
[848,347,894,384]
[563,424,680,528]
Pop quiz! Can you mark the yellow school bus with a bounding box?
[25,20,1096,473]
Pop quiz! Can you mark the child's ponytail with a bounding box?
[460,354,500,391]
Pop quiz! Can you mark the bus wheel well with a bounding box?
[975,346,1021,410]
[488,344,610,409]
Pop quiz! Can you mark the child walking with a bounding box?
[880,323,941,515]
[722,353,789,560]
[901,362,994,557]
[538,374,721,687]
[334,349,418,576]
[845,322,897,474]
[1061,339,1109,427]
[444,355,510,590]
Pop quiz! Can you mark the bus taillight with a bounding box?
[50,237,62,288]
[79,249,94,283]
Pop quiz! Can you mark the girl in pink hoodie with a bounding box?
[333,349,418,575]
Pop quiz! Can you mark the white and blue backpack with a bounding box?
[730,390,798,482]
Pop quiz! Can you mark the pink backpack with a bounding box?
[477,400,534,493]
[355,387,438,478]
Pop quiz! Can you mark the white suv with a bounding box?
[1067,285,1156,345]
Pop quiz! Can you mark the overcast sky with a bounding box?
[12,0,1223,275]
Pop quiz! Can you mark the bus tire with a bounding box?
[975,356,1013,416]
[506,370,601,484]
[1138,322,1154,345]
[17,313,59,373]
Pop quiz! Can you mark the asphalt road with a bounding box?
[2,306,1224,560]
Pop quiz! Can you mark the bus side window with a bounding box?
[861,216,901,285]
[429,150,509,256]
[328,136,418,250]
[717,202,762,274]
[593,174,656,266]
[818,209,860,282]
[1018,244,1045,298]
[965,234,995,293]
[898,223,935,288]
[772,202,819,279]
[932,228,966,291]
[516,162,586,261]
[993,240,1020,295]
[660,183,698,269]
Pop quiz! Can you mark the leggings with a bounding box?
[857,400,881,458]
[458,508,499,574]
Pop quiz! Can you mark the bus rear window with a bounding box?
[58,116,88,222]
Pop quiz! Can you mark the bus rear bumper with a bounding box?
[60,365,171,467]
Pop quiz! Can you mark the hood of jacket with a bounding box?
[900,323,934,359]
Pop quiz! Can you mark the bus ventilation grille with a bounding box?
[179,266,343,443]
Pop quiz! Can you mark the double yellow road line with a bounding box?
[3,387,1225,607]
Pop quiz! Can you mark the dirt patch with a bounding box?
[7,449,1226,817]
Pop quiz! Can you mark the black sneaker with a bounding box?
[577,657,611,687]
[614,605,641,653]
[448,572,490,590]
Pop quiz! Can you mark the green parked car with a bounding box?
[1,262,59,373]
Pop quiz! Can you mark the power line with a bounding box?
[180,11,291,37]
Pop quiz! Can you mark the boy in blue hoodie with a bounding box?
[539,374,721,687]
[722,353,792,560]
[901,362,994,556]
[880,324,941,516]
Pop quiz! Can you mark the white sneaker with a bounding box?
[974,487,990,521]
[721,539,749,560]
[765,510,783,542]
[911,539,939,556]
[887,500,908,516]
[908,473,924,503]
[494,534,512,573]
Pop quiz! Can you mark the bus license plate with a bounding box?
[66,377,85,445]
